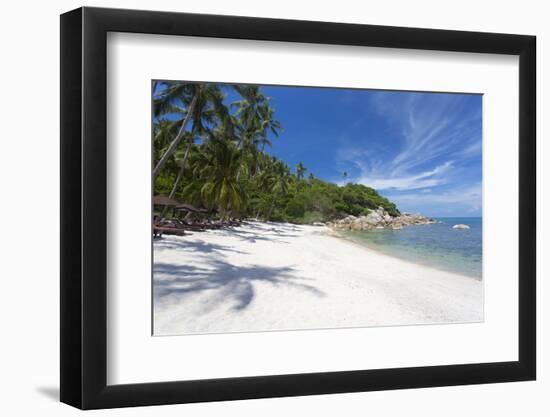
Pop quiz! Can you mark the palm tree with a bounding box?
[160,135,195,216]
[152,83,232,181]
[232,86,267,148]
[154,116,195,216]
[198,138,246,219]
[295,162,307,180]
[258,159,291,220]
[254,103,281,151]
[232,87,281,178]
[153,82,284,221]
[153,119,180,165]
[152,84,197,180]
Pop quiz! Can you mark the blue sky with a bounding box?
[255,86,482,217]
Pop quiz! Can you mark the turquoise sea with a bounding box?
[343,217,482,279]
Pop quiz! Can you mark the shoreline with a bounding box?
[153,220,483,336]
[329,227,482,281]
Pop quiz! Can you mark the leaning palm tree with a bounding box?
[152,83,196,180]
[152,82,232,180]
[159,135,195,217]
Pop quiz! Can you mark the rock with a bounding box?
[365,211,384,225]
[312,222,325,226]
[327,209,435,232]
[453,224,470,229]
[341,215,357,223]
[350,222,363,231]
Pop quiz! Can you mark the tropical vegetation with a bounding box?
[153,82,400,223]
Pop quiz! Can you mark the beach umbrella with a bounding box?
[153,194,181,207]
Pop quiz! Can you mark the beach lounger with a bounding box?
[153,225,186,236]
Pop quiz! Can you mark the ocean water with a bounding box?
[343,217,482,279]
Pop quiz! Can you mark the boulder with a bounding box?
[350,221,364,231]
[452,224,470,229]
[340,215,357,224]
[364,211,384,225]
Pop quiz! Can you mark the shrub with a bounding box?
[285,198,305,218]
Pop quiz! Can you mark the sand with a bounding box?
[153,221,483,335]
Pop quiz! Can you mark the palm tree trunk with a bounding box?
[168,141,192,199]
[266,195,276,220]
[152,92,198,180]
[160,140,192,217]
[237,106,256,150]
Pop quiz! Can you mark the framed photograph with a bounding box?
[60,6,536,409]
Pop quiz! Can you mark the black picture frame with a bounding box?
[60,6,536,410]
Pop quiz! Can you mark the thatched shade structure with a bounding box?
[153,194,181,207]
[175,203,208,214]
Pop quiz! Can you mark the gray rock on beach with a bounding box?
[327,206,436,232]
[364,211,384,225]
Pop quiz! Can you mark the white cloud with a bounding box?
[336,92,482,199]
[460,140,482,158]
[355,161,453,191]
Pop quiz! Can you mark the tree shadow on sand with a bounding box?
[224,223,302,243]
[154,259,325,312]
[154,238,248,255]
[225,228,291,244]
[242,222,302,237]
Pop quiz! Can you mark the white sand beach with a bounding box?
[153,221,483,335]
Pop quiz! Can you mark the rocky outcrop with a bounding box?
[452,224,470,229]
[327,207,436,231]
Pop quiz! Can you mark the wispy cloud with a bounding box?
[335,91,482,216]
[460,140,482,158]
[356,160,453,191]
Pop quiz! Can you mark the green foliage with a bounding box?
[198,138,246,218]
[339,183,399,217]
[267,178,399,223]
[303,211,325,223]
[285,198,305,219]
